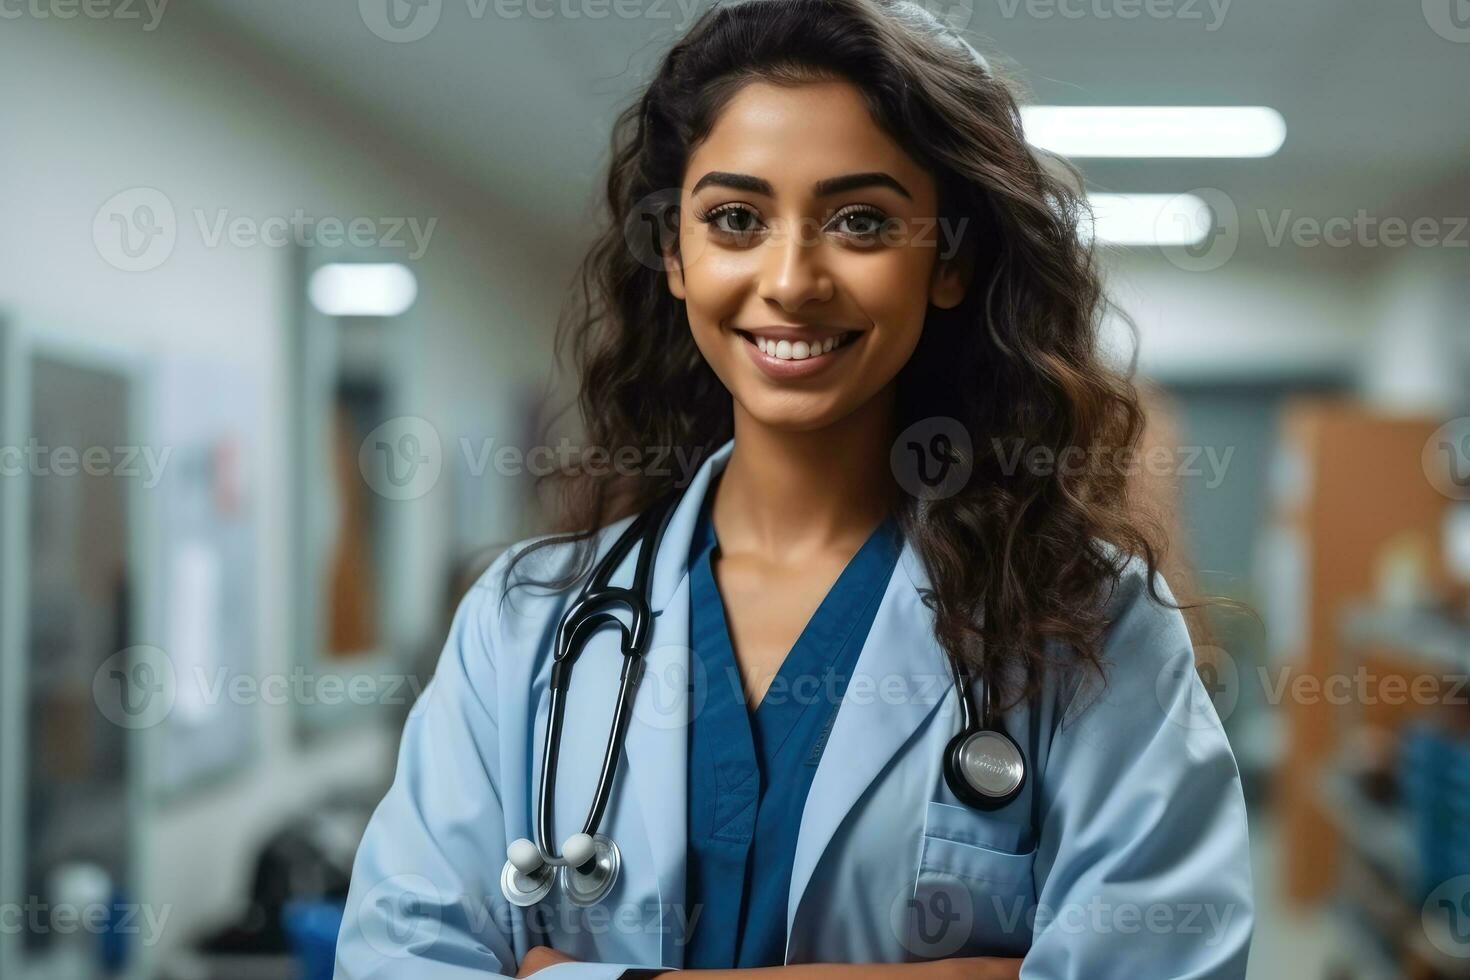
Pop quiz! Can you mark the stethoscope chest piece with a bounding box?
[560,834,621,908]
[942,658,1027,812]
[944,727,1026,811]
[501,838,555,908]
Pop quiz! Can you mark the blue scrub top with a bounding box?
[682,487,902,968]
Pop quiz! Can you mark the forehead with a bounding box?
[687,79,935,204]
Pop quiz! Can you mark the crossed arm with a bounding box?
[516,947,1024,979]
[337,556,1252,980]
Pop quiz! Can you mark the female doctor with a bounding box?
[334,0,1255,976]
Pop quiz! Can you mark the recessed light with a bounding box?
[308,262,418,317]
[1084,193,1213,246]
[1022,106,1286,158]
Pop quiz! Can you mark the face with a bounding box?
[666,79,970,433]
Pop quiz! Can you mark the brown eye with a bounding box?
[830,206,892,242]
[698,203,762,239]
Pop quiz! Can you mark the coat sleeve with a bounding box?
[333,553,653,980]
[1019,560,1254,980]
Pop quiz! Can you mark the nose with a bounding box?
[756,215,834,311]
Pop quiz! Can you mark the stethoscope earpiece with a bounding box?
[501,838,555,908]
[501,833,622,908]
[559,834,621,907]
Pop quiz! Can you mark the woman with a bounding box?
[334,0,1255,977]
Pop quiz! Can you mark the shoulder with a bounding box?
[460,512,642,654]
[1053,541,1196,727]
[1099,543,1183,640]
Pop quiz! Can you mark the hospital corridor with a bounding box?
[1,2,1468,979]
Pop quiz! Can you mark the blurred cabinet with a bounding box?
[0,324,151,980]
[1265,400,1453,904]
[289,245,420,737]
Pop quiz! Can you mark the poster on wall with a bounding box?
[153,357,260,795]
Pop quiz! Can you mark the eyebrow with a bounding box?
[690,170,913,201]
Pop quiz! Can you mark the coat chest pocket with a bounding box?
[899,802,1036,958]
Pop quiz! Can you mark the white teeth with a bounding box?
[754,332,850,360]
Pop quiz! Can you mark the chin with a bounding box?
[734,391,858,433]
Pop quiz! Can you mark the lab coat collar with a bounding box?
[615,439,730,966]
[645,436,934,612]
[783,553,952,961]
[619,435,952,967]
[647,437,734,615]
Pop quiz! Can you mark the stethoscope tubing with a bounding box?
[535,494,678,865]
[507,488,1026,909]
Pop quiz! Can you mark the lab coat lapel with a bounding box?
[618,438,735,967]
[784,539,952,956]
[599,436,951,966]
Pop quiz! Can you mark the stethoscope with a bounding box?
[499,493,1027,910]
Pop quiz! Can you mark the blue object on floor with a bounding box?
[282,899,345,980]
[102,888,132,974]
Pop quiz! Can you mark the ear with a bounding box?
[664,245,686,300]
[928,238,974,311]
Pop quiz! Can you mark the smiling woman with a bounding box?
[332,0,1254,978]
[670,81,965,421]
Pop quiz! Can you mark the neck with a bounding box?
[713,388,900,560]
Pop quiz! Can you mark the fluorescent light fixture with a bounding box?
[1021,105,1286,158]
[308,262,418,316]
[1084,193,1212,246]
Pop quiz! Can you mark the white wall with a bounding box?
[1100,250,1373,383]
[0,9,571,968]
[1360,248,1470,414]
[1100,244,1467,401]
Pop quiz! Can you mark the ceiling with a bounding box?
[184,0,1470,265]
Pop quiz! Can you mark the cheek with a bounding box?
[846,250,933,347]
[680,249,750,324]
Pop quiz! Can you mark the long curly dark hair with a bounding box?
[504,0,1177,713]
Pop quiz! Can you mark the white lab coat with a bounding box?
[335,437,1254,978]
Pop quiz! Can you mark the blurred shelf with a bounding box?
[1341,604,1470,674]
[1317,763,1418,899]
[1323,896,1402,980]
[1407,909,1470,980]
[30,783,129,873]
[159,952,298,980]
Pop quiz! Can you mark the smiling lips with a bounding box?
[735,327,861,379]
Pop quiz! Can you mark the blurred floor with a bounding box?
[1248,807,1333,980]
